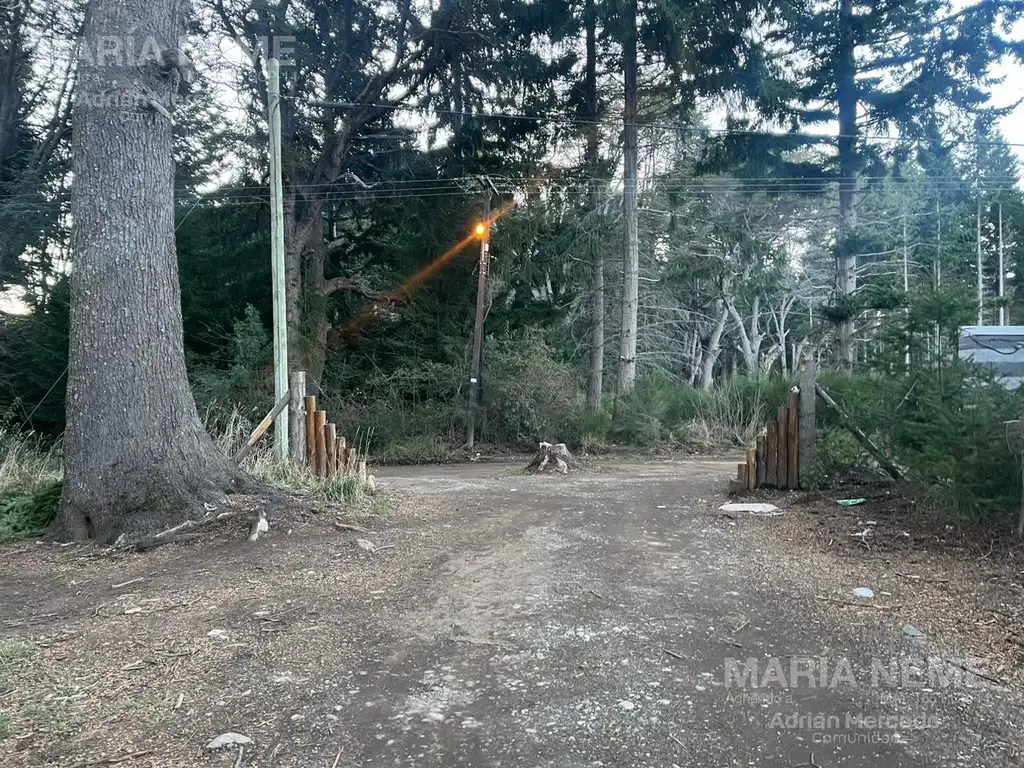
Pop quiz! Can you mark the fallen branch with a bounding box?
[111,577,145,590]
[895,572,950,584]
[814,596,903,611]
[941,656,1006,687]
[131,510,244,552]
[334,521,370,534]
[662,647,688,661]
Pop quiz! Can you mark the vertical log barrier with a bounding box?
[325,424,337,476]
[315,410,328,479]
[304,395,317,467]
[731,378,816,492]
[755,435,767,488]
[798,356,817,490]
[776,403,789,490]
[766,421,778,488]
[289,371,307,467]
[274,372,371,484]
[787,391,799,490]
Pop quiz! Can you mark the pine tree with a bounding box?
[56,0,250,543]
[730,0,1024,369]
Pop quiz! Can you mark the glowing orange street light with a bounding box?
[475,222,487,237]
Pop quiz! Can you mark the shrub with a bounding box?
[815,360,1024,526]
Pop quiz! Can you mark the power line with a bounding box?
[307,97,1024,151]
[0,174,1018,212]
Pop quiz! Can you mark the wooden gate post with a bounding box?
[289,371,307,467]
[304,395,317,468]
[798,356,817,489]
[776,404,789,490]
[315,410,328,478]
[325,424,338,478]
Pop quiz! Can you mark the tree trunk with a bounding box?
[616,0,639,400]
[726,294,762,377]
[699,300,728,390]
[55,0,248,544]
[835,0,858,372]
[584,0,604,411]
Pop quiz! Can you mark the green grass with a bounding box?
[0,641,34,666]
[0,428,62,542]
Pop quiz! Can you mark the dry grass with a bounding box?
[0,429,61,494]
[208,407,381,506]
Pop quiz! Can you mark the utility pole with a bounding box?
[268,58,289,461]
[999,202,1006,325]
[977,198,984,325]
[903,212,910,366]
[467,178,494,448]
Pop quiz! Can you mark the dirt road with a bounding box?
[1,460,1021,767]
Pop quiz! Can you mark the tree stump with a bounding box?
[524,442,572,474]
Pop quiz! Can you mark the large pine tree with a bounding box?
[55,0,250,543]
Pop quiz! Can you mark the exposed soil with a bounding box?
[0,460,1021,768]
[742,479,1024,690]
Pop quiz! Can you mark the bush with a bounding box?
[0,428,62,541]
[815,360,1024,526]
[610,373,793,451]
[483,329,585,447]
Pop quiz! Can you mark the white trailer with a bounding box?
[958,326,1024,390]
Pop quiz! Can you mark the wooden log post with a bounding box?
[346,447,357,475]
[777,406,789,490]
[766,421,778,488]
[798,356,817,489]
[325,424,338,478]
[289,371,307,467]
[745,448,756,490]
[358,459,368,486]
[338,436,348,473]
[737,463,748,489]
[304,395,317,468]
[756,435,767,488]
[315,410,328,478]
[787,391,799,490]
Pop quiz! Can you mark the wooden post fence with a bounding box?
[281,371,370,481]
[729,365,818,493]
[232,371,370,482]
[289,371,307,467]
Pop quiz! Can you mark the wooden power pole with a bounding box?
[467,179,494,448]
[268,58,289,461]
